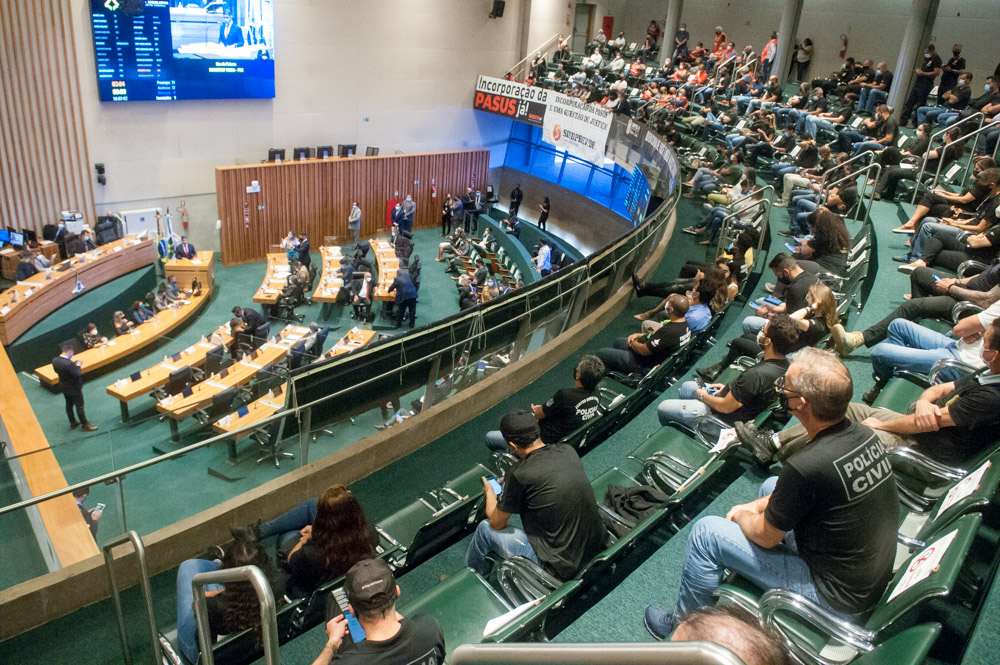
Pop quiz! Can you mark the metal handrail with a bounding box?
[192,565,279,665]
[909,130,976,204]
[451,642,746,665]
[102,530,161,665]
[821,149,875,188]
[506,33,563,80]
[910,113,983,203]
[709,54,737,91]
[714,185,774,258]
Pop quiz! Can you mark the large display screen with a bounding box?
[90,0,275,102]
[624,165,652,226]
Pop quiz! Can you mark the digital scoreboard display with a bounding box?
[624,165,652,225]
[90,0,275,102]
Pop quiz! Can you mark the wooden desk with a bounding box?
[105,322,234,422]
[0,344,99,572]
[165,251,215,292]
[252,253,291,310]
[0,242,60,281]
[318,327,377,361]
[156,325,310,441]
[0,236,155,345]
[34,283,214,388]
[211,327,377,456]
[371,240,399,302]
[312,246,346,304]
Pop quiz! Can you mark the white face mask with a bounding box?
[756,330,767,347]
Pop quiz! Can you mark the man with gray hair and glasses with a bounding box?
[644,348,898,640]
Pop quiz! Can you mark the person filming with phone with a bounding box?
[466,409,608,582]
[311,559,445,665]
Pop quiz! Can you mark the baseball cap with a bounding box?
[499,409,540,443]
[345,559,396,612]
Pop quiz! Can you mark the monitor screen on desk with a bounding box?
[9,232,24,247]
[0,230,9,243]
[88,0,275,102]
[338,144,356,158]
[267,148,285,163]
[316,145,333,159]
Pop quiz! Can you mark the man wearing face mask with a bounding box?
[917,72,972,128]
[744,254,818,336]
[840,104,897,156]
[856,62,893,115]
[741,321,1000,471]
[655,313,797,430]
[900,43,943,128]
[400,195,416,234]
[643,348,898,640]
[938,43,966,98]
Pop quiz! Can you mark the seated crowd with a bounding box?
[159,25,1000,665]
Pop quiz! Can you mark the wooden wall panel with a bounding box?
[215,150,490,265]
[0,0,95,234]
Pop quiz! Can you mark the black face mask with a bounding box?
[777,272,791,285]
[778,392,791,411]
[953,51,961,57]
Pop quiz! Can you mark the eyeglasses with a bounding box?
[774,375,800,396]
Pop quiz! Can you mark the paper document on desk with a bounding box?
[263,289,279,295]
[191,259,203,264]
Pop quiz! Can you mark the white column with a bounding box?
[661,0,684,67]
[887,0,939,113]
[771,0,803,87]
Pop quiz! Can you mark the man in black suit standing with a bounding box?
[53,342,97,431]
[175,236,197,259]
[387,269,418,328]
[296,233,311,270]
[509,184,524,218]
[219,14,244,47]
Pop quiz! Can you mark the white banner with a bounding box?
[541,93,612,166]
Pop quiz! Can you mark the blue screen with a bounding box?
[624,166,652,226]
[90,0,275,102]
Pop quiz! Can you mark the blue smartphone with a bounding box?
[784,242,796,252]
[764,296,783,306]
[706,387,718,395]
[487,477,503,496]
[749,301,762,310]
[344,610,366,642]
[932,274,941,281]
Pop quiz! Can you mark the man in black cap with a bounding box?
[312,558,445,665]
[466,409,608,581]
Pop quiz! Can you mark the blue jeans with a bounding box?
[485,430,507,452]
[656,380,710,426]
[908,220,961,261]
[701,207,728,238]
[774,164,801,181]
[870,319,961,383]
[465,519,539,576]
[857,87,887,113]
[746,99,775,116]
[743,315,768,336]
[259,498,318,550]
[177,559,223,664]
[916,105,946,126]
[691,168,720,194]
[939,111,961,127]
[802,115,835,140]
[672,477,844,619]
[726,134,748,150]
[852,140,883,156]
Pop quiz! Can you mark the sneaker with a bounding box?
[81,423,98,432]
[772,201,789,208]
[643,604,677,641]
[862,385,882,405]
[681,226,699,235]
[831,324,864,358]
[776,230,793,237]
[891,255,910,263]
[695,362,723,383]
[631,271,643,292]
[892,226,916,234]
[230,522,262,542]
[764,282,775,294]
[735,421,777,464]
[897,263,919,274]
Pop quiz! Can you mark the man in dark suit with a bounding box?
[351,272,374,321]
[15,251,38,281]
[79,231,98,252]
[387,270,418,328]
[296,233,311,270]
[53,342,97,431]
[509,184,524,217]
[219,15,244,47]
[470,189,484,233]
[460,188,475,232]
[232,305,268,341]
[175,236,197,259]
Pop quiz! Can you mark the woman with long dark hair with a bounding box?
[232,484,377,597]
[175,538,282,664]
